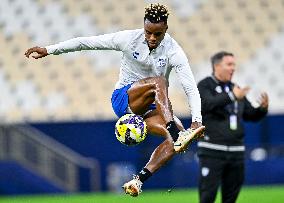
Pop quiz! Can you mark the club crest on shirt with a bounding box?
[157,57,167,68]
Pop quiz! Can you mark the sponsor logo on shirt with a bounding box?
[215,86,222,93]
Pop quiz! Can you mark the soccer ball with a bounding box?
[115,114,147,146]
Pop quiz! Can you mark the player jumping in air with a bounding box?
[25,3,205,197]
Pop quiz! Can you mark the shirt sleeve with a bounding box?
[45,30,133,55]
[169,44,202,123]
[243,97,268,121]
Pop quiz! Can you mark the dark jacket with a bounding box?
[197,76,267,159]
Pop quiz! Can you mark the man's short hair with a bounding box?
[144,3,169,24]
[211,51,234,70]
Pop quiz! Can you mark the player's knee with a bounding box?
[147,124,167,136]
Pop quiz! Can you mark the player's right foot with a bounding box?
[122,175,143,197]
[174,126,205,153]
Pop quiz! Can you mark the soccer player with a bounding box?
[25,3,205,197]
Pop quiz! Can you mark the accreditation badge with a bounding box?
[230,114,237,130]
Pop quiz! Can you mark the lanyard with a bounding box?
[224,84,238,115]
[224,84,238,130]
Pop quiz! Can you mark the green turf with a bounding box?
[1,185,284,203]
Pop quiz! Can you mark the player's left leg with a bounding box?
[122,110,183,197]
[143,110,185,172]
[221,159,244,203]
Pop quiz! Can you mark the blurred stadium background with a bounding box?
[0,0,284,202]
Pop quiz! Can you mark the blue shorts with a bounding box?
[111,84,156,118]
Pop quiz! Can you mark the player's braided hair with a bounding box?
[144,3,169,24]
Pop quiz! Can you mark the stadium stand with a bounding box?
[0,0,283,121]
[0,125,100,193]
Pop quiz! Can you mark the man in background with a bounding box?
[197,51,269,203]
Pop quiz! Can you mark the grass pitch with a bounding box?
[0,185,283,203]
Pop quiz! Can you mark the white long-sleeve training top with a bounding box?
[46,29,202,123]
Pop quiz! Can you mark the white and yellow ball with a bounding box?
[115,114,147,146]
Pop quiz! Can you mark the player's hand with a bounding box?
[233,85,250,100]
[258,92,269,109]
[190,122,205,138]
[190,122,203,130]
[25,46,48,59]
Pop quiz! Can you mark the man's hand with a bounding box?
[25,46,48,59]
[258,92,269,110]
[233,85,250,100]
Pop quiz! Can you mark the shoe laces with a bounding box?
[132,175,143,193]
[176,130,190,141]
[187,128,194,133]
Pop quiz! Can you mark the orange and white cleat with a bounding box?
[122,175,143,197]
[174,126,205,153]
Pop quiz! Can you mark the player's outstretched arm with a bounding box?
[25,46,48,59]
